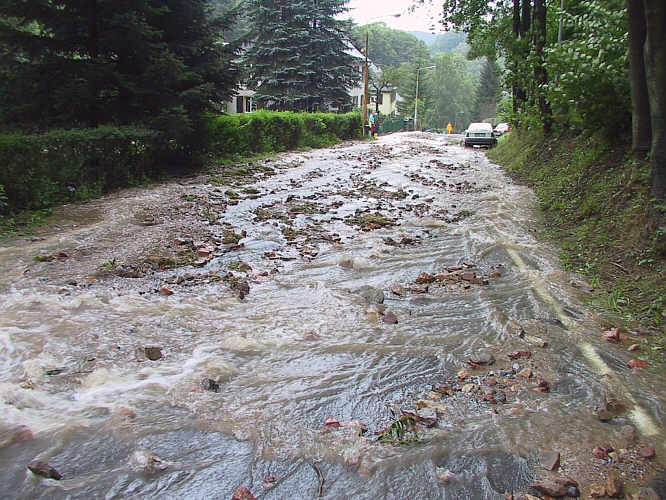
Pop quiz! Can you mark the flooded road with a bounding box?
[0,132,663,499]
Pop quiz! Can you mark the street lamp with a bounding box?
[413,65,435,130]
[361,13,401,135]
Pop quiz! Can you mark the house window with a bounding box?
[236,96,244,114]
[245,98,252,113]
[378,93,384,105]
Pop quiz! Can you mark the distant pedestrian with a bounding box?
[446,122,453,134]
[369,113,376,136]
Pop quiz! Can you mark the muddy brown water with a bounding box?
[0,132,663,499]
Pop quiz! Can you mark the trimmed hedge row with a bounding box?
[206,110,362,158]
[0,111,362,215]
[0,126,162,213]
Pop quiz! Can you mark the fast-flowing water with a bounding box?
[0,132,663,499]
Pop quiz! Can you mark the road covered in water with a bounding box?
[0,132,663,499]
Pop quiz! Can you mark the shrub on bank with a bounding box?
[206,110,361,158]
[0,126,163,213]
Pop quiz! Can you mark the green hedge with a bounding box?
[0,126,162,213]
[0,112,362,215]
[206,110,362,158]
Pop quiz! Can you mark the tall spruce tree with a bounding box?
[245,0,359,111]
[474,58,500,121]
[0,0,239,140]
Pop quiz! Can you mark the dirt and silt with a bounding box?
[0,132,663,499]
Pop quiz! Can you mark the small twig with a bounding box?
[310,461,325,498]
[611,261,629,273]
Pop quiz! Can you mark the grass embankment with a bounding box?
[488,130,665,367]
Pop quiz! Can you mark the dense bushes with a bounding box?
[206,110,361,158]
[0,126,162,213]
[0,111,361,215]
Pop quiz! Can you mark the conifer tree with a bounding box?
[0,0,239,139]
[474,58,500,121]
[245,0,359,111]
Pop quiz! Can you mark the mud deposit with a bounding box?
[0,132,663,499]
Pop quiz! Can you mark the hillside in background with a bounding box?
[409,31,467,53]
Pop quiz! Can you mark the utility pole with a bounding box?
[362,31,369,135]
[413,65,435,130]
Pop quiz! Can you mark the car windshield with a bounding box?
[467,123,492,132]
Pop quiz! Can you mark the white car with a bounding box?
[463,122,497,148]
[494,122,511,136]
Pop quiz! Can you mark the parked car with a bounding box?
[494,122,511,136]
[463,122,497,148]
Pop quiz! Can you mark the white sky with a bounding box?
[343,0,444,32]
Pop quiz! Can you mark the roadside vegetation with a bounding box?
[489,132,665,366]
[422,0,665,366]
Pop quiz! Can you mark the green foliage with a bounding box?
[0,126,161,213]
[0,0,240,143]
[545,1,630,137]
[379,114,408,134]
[245,0,358,111]
[429,31,468,54]
[489,130,665,335]
[421,52,478,130]
[474,58,500,121]
[351,23,431,67]
[207,111,361,158]
[0,184,7,215]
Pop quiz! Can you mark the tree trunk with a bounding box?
[87,0,99,128]
[520,0,531,38]
[643,0,666,202]
[533,0,552,133]
[512,0,526,112]
[627,0,651,154]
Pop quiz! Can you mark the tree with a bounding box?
[429,31,467,53]
[626,0,650,154]
[612,0,665,204]
[533,0,552,132]
[474,58,500,121]
[245,0,359,111]
[0,0,239,139]
[350,23,430,67]
[424,52,478,130]
[641,0,666,202]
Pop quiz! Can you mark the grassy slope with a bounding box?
[488,130,665,367]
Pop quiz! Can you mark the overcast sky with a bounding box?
[343,0,444,32]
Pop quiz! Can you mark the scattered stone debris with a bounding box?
[231,486,257,500]
[469,351,495,365]
[344,212,396,231]
[27,461,62,480]
[34,251,70,263]
[383,311,398,324]
[540,450,561,471]
[357,286,385,305]
[129,450,168,473]
[200,378,220,393]
[322,416,341,431]
[638,446,656,459]
[628,358,649,369]
[531,476,579,497]
[144,347,163,361]
[376,415,421,444]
